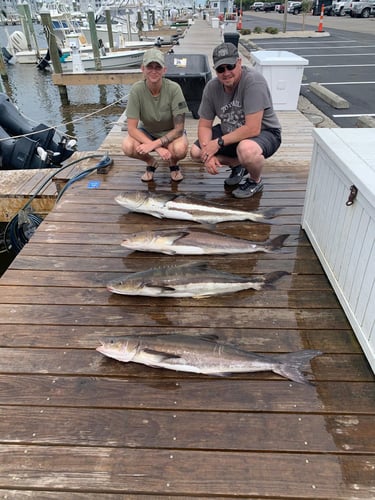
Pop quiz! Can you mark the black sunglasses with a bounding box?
[216,62,237,73]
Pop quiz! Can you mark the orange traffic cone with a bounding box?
[316,6,325,33]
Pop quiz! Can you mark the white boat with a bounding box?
[2,30,92,65]
[60,48,145,72]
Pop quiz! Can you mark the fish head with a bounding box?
[106,276,146,295]
[121,231,155,251]
[96,336,139,362]
[115,191,149,210]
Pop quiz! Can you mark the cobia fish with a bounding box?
[106,262,288,298]
[96,333,322,384]
[115,190,279,224]
[121,228,289,255]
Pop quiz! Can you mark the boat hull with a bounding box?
[60,49,145,71]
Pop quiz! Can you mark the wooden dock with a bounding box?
[0,17,374,499]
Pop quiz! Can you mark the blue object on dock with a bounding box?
[87,180,101,189]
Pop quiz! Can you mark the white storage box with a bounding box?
[251,50,308,111]
[302,129,375,372]
[223,20,238,32]
[211,17,219,28]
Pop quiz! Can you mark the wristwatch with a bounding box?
[217,137,224,148]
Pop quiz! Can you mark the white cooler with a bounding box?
[251,50,309,111]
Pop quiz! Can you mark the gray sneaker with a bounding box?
[224,165,247,187]
[232,178,264,198]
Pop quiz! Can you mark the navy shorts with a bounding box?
[194,124,282,159]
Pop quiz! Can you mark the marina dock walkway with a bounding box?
[0,17,374,499]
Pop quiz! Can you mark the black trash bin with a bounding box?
[165,53,212,119]
[223,32,240,48]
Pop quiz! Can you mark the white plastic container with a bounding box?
[211,17,219,28]
[251,50,308,110]
[223,20,238,32]
[302,128,375,373]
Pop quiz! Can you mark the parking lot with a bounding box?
[241,11,375,127]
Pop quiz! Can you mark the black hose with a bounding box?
[2,153,109,255]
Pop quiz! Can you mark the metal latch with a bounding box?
[346,185,358,206]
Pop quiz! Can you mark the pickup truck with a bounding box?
[332,0,352,15]
[350,0,375,16]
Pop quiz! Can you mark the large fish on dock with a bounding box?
[115,191,279,224]
[96,333,322,384]
[121,228,289,255]
[107,262,288,298]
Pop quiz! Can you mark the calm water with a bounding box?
[1,25,132,275]
[1,24,131,151]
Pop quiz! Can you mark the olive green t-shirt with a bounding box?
[126,78,189,138]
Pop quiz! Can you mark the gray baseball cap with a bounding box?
[143,48,165,67]
[213,43,239,69]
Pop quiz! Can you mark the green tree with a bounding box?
[301,0,313,30]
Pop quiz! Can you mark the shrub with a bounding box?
[240,28,251,35]
[253,26,263,34]
[265,26,279,34]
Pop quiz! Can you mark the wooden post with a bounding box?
[105,8,114,51]
[39,10,69,101]
[18,2,41,58]
[0,50,8,80]
[17,3,32,50]
[87,9,102,70]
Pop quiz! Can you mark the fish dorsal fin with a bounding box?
[185,262,210,272]
[164,229,191,241]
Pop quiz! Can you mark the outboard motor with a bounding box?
[36,47,63,71]
[0,125,47,170]
[0,93,76,167]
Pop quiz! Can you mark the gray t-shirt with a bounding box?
[198,66,281,134]
[126,78,189,138]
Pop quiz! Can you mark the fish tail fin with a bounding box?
[258,207,282,224]
[264,234,290,252]
[263,270,289,287]
[273,350,323,384]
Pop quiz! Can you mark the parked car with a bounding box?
[276,3,285,12]
[287,1,302,14]
[350,0,375,16]
[263,2,276,11]
[314,0,334,15]
[332,0,352,15]
[252,2,265,10]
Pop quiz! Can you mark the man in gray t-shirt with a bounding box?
[190,42,282,198]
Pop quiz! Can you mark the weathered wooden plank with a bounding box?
[15,240,315,259]
[0,304,351,330]
[6,255,324,275]
[0,286,340,309]
[0,444,373,498]
[0,349,371,381]
[0,270,332,290]
[2,375,374,413]
[0,493,174,500]
[24,223,305,243]
[0,324,358,353]
[1,406,373,453]
[52,69,143,86]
